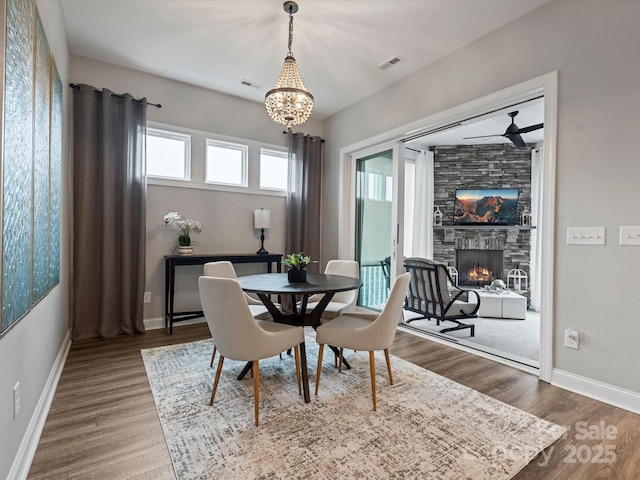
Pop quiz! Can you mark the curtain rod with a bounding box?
[69,84,161,108]
[282,131,325,142]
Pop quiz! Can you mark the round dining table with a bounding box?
[237,273,362,403]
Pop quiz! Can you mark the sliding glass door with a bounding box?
[353,144,404,310]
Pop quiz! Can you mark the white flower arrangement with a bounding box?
[163,212,202,246]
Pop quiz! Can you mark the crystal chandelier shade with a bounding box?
[265,2,314,130]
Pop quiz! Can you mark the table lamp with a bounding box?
[254,208,271,254]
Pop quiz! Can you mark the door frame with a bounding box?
[338,72,557,382]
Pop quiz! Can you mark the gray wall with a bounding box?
[322,0,640,393]
[0,1,70,478]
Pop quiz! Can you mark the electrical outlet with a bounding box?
[564,328,580,350]
[144,291,151,303]
[13,382,21,418]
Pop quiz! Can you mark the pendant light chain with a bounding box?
[288,9,294,55]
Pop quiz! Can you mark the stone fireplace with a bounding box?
[431,144,533,302]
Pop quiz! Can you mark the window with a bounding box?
[260,149,288,191]
[205,139,248,186]
[146,128,190,180]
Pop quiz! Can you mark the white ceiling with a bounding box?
[59,0,549,121]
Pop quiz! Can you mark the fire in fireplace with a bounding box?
[456,249,503,287]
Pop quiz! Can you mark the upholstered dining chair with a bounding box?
[203,261,278,366]
[315,272,411,411]
[305,260,360,319]
[198,276,303,426]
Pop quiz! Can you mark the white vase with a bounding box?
[178,245,193,256]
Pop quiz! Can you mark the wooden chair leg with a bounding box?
[294,345,301,396]
[338,348,344,373]
[369,351,377,411]
[253,360,260,426]
[315,344,324,396]
[210,355,225,406]
[384,348,393,385]
[209,345,217,367]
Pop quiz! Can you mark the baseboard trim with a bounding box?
[552,369,640,415]
[8,330,71,480]
[144,316,205,331]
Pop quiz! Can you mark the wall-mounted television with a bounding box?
[453,188,519,225]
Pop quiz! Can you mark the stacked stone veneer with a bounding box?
[432,145,532,301]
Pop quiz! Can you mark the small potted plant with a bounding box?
[282,252,311,282]
[164,212,202,255]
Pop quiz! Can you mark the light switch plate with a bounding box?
[620,226,640,246]
[566,227,606,245]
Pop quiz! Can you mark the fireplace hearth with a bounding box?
[456,249,503,287]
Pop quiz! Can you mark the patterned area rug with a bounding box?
[141,331,565,480]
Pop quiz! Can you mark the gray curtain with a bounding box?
[286,132,324,273]
[71,84,147,340]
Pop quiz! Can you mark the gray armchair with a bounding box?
[403,257,480,336]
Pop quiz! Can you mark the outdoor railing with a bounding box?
[359,263,389,310]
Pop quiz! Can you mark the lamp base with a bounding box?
[256,228,269,254]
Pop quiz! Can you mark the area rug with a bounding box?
[141,331,565,480]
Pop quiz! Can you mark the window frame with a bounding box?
[145,127,191,181]
[259,147,289,192]
[205,138,249,188]
[145,121,287,197]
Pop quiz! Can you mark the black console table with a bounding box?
[164,253,282,334]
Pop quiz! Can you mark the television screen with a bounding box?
[454,188,519,225]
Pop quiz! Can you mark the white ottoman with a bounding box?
[476,290,527,319]
[501,291,527,320]
[477,293,502,318]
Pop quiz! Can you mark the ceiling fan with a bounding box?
[463,111,543,148]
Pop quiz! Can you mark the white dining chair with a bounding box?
[203,261,279,366]
[305,260,360,319]
[198,276,303,426]
[315,272,411,411]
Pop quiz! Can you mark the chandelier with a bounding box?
[265,1,314,130]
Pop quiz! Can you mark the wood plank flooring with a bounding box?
[28,324,640,479]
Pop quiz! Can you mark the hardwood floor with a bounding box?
[28,324,640,479]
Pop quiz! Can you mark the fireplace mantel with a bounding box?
[436,225,535,244]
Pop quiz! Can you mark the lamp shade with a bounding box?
[254,209,271,229]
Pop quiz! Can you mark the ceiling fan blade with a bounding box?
[462,133,503,140]
[518,123,544,134]
[506,133,526,148]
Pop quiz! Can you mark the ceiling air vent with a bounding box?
[240,79,263,89]
[378,55,404,71]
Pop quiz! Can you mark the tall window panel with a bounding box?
[2,0,34,330]
[49,61,62,288]
[33,14,51,302]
